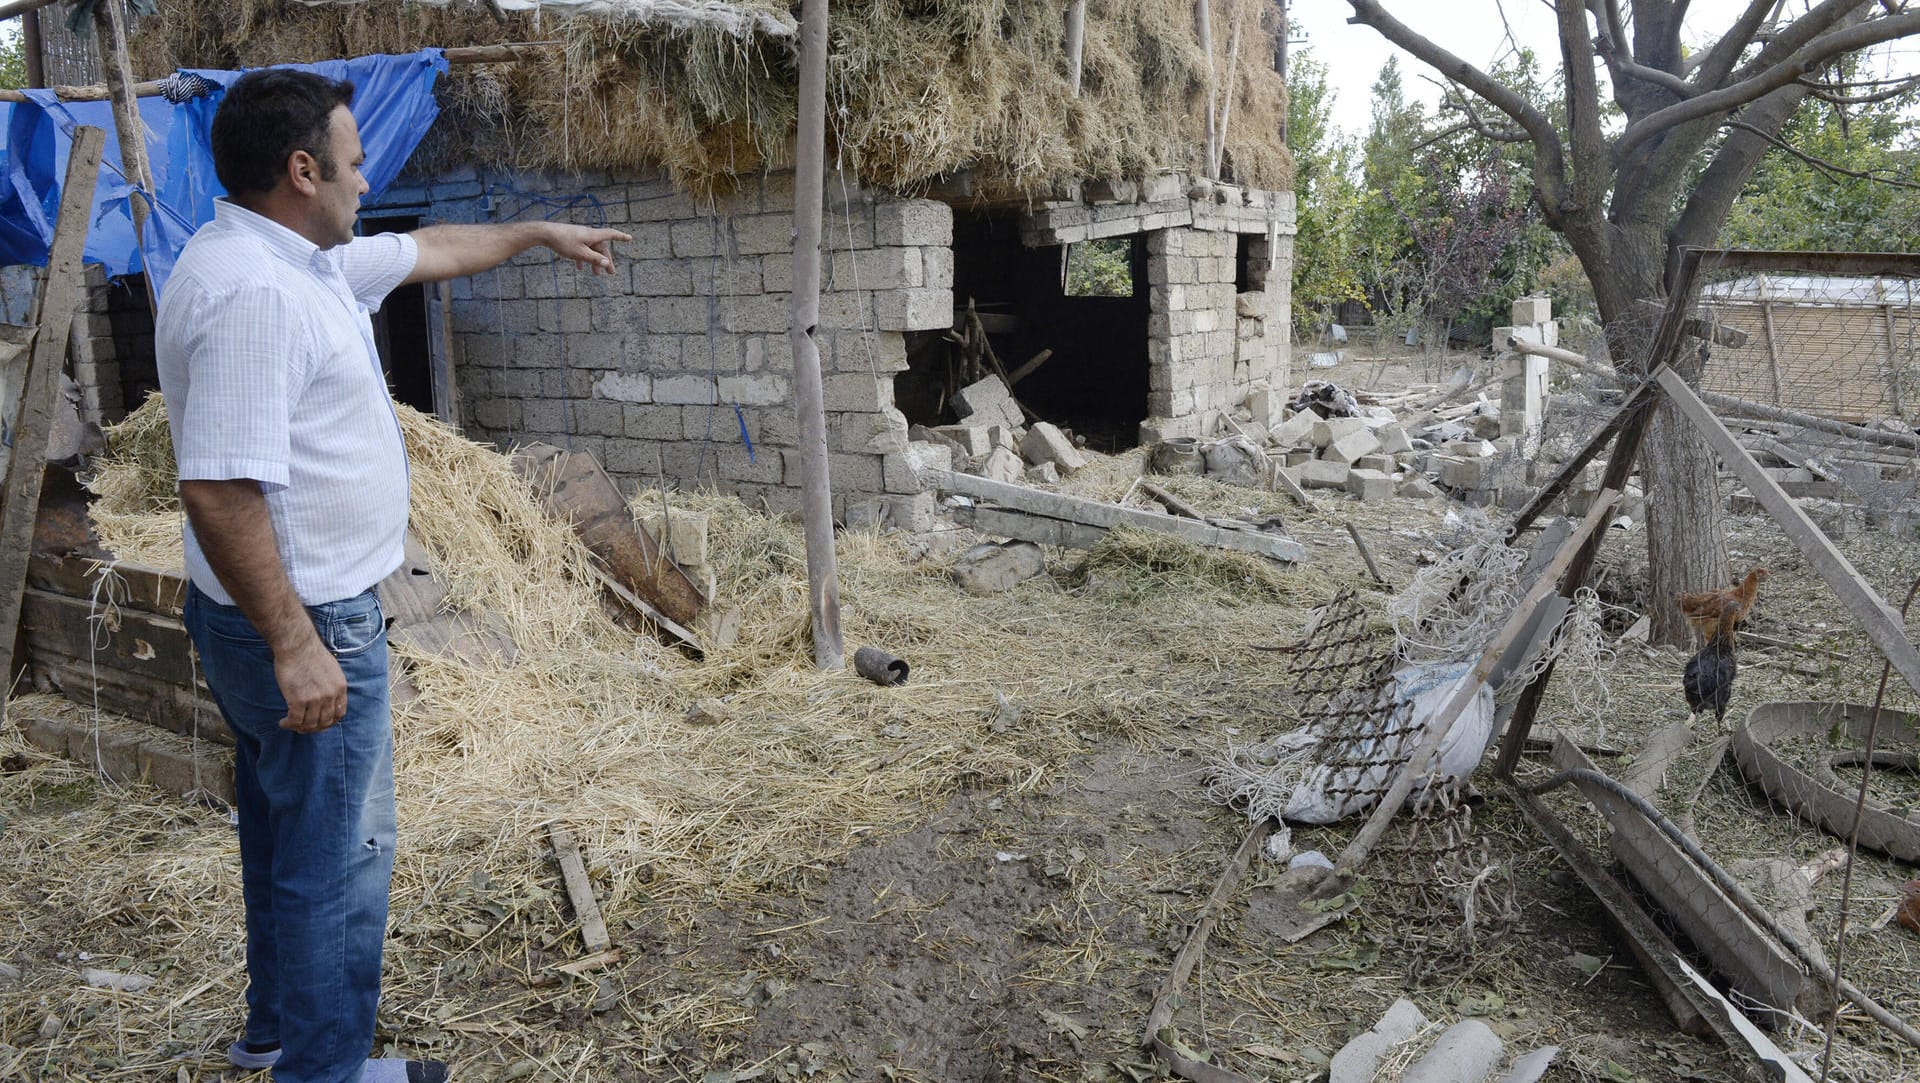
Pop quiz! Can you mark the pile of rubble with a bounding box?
[904,373,1092,486]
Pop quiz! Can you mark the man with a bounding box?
[155,68,630,1083]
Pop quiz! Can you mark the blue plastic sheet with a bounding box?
[0,50,447,297]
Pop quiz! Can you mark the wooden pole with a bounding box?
[0,127,105,682]
[1212,5,1244,179]
[1195,0,1218,180]
[91,0,156,313]
[1273,0,1288,143]
[21,7,42,89]
[1064,0,1087,97]
[0,0,59,21]
[788,0,844,671]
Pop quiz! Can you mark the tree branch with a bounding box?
[1558,0,1608,197]
[1726,117,1920,188]
[1671,83,1808,248]
[1428,88,1532,143]
[1614,9,1920,160]
[1731,0,1875,83]
[1345,0,1570,205]
[1689,0,1783,90]
[1801,72,1920,103]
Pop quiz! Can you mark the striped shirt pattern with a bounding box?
[155,200,418,607]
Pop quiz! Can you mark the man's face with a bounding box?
[310,105,368,249]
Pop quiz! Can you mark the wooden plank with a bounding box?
[430,278,458,425]
[1551,737,1820,1016]
[21,587,199,689]
[511,443,706,629]
[1750,436,1837,482]
[28,655,226,747]
[1332,488,1619,878]
[0,126,104,671]
[1508,380,1655,536]
[27,550,186,618]
[1760,296,1783,404]
[939,470,1306,562]
[548,825,612,955]
[1657,367,1920,701]
[91,0,154,315]
[376,533,517,665]
[1141,818,1273,1045]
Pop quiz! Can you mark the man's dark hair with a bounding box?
[210,69,356,196]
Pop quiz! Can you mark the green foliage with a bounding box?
[0,25,25,91]
[1063,238,1134,297]
[1286,49,1365,333]
[1724,88,1920,252]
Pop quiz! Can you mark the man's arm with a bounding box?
[180,479,346,734]
[402,221,632,285]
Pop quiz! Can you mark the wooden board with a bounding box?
[1551,738,1819,1017]
[1658,368,1920,702]
[0,126,104,666]
[377,533,516,666]
[28,655,226,747]
[940,471,1306,563]
[511,444,706,630]
[22,587,200,689]
[28,550,186,618]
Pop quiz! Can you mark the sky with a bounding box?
[1291,0,1920,139]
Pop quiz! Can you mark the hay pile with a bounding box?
[80,394,1317,919]
[129,0,1291,197]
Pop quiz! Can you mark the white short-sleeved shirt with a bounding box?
[155,200,419,606]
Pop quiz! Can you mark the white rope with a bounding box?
[84,559,131,783]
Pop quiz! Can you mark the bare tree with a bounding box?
[1345,0,1920,644]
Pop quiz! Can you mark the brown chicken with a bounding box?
[1678,567,1770,643]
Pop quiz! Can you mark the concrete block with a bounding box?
[1329,998,1429,1083]
[1324,428,1383,465]
[1377,424,1413,455]
[1297,459,1350,489]
[1309,416,1368,449]
[952,376,1024,430]
[887,491,940,533]
[1401,1019,1503,1083]
[1245,388,1285,428]
[1510,295,1552,326]
[873,287,952,331]
[1018,422,1088,475]
[875,200,954,247]
[1268,410,1317,449]
[975,446,1023,484]
[1024,462,1059,484]
[1440,456,1493,489]
[1345,468,1393,502]
[636,507,711,565]
[1353,454,1395,473]
[716,372,791,407]
[653,375,715,405]
[1284,449,1314,467]
[1398,476,1445,501]
[933,425,993,458]
[883,441,952,493]
[950,540,1044,595]
[988,425,1020,452]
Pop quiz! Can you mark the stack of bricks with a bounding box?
[68,264,129,427]
[1142,222,1291,442]
[404,167,954,527]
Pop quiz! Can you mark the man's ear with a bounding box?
[286,149,320,197]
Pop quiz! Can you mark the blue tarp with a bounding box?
[0,50,447,297]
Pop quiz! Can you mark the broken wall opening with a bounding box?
[894,210,1149,451]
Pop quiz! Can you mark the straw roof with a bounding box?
[129,0,1293,198]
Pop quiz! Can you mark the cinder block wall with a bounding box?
[396,169,954,525]
[1143,216,1291,440]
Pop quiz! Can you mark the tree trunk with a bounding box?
[1584,236,1729,649]
[1642,393,1730,646]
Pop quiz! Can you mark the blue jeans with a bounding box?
[184,583,396,1083]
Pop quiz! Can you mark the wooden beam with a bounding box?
[1141,818,1272,1045]
[1700,249,1920,278]
[0,0,59,21]
[0,41,561,105]
[92,0,155,312]
[430,279,458,425]
[941,471,1306,562]
[0,126,104,677]
[788,0,843,671]
[548,825,612,956]
[1330,487,1619,879]
[1508,378,1655,536]
[1631,298,1752,348]
[1657,366,1920,701]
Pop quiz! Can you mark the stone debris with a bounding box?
[1018,422,1088,475]
[951,375,1025,432]
[950,540,1046,594]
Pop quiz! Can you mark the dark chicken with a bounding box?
[1683,601,1740,729]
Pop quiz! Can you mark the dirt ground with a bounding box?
[5,395,1919,1080]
